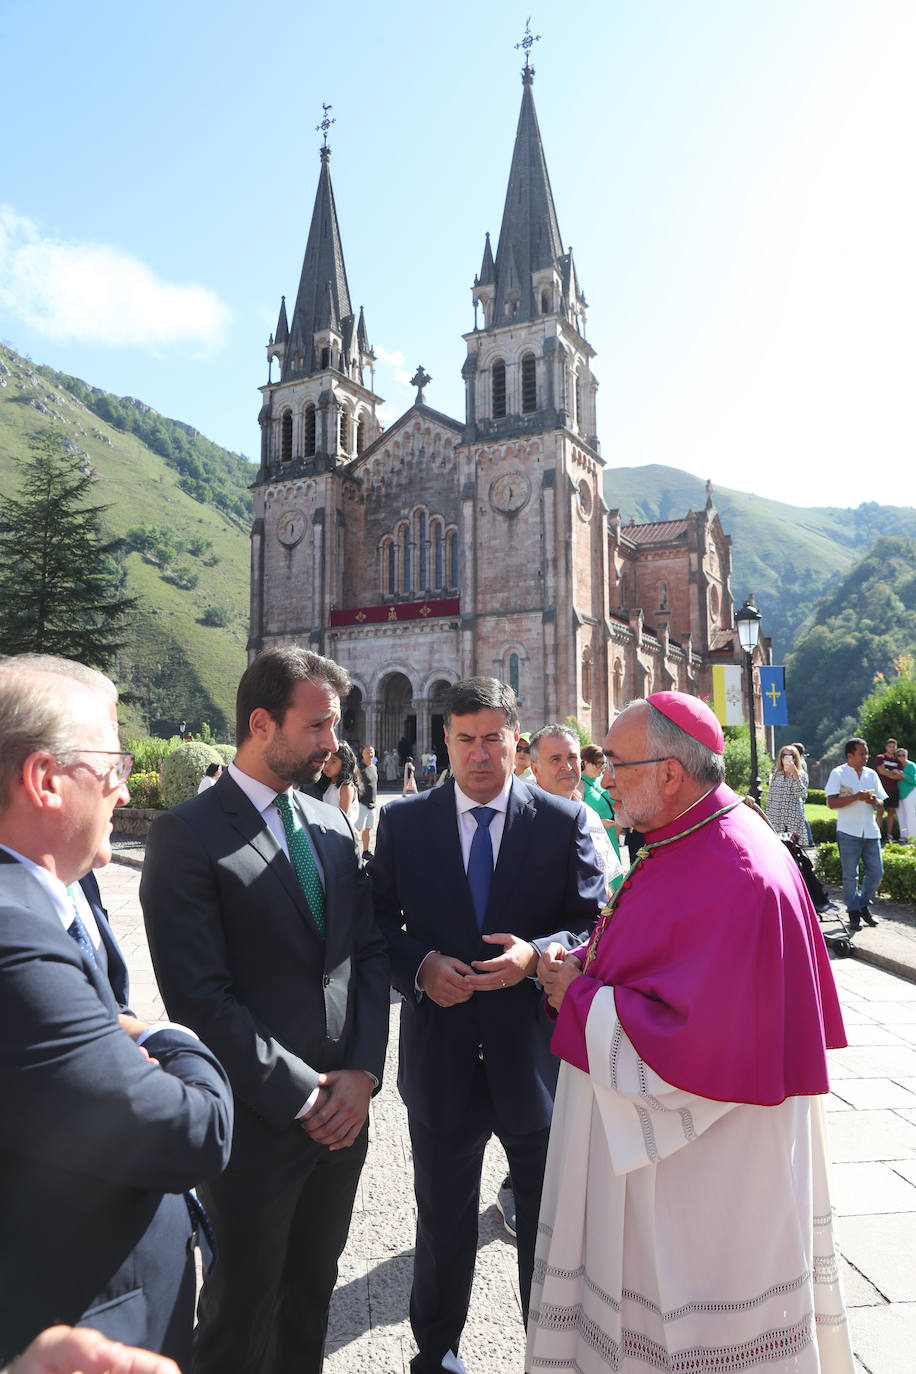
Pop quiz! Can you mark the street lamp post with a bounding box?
[735,597,763,804]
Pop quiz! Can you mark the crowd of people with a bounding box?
[1,650,856,1374]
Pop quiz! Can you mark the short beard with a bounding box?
[265,743,327,788]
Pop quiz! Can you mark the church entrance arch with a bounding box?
[427,678,450,774]
[378,671,415,761]
[341,685,364,754]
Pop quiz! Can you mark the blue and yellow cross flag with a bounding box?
[759,666,788,726]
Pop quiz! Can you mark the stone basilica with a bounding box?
[248,55,740,760]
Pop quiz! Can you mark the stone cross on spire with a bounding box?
[410,365,432,405]
[515,17,541,80]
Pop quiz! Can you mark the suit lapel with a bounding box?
[217,775,319,934]
[485,779,537,930]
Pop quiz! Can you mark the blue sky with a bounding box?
[2,1,913,509]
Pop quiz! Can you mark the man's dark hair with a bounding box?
[443,677,518,730]
[844,737,868,759]
[236,647,351,744]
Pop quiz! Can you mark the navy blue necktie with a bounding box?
[66,887,98,967]
[467,806,496,930]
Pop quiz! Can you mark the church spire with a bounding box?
[489,38,565,325]
[282,107,356,382]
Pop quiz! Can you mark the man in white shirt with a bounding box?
[529,724,623,898]
[825,736,887,930]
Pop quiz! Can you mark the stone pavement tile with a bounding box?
[839,1255,886,1307]
[345,1207,416,1257]
[846,1304,916,1374]
[828,1108,916,1162]
[325,1331,407,1373]
[891,1158,916,1187]
[830,1161,916,1216]
[825,1093,854,1112]
[365,1251,417,1328]
[827,1053,866,1080]
[471,1244,524,1320]
[830,1077,916,1110]
[843,1023,916,1047]
[889,1023,916,1046]
[897,1108,916,1128]
[839,1214,916,1301]
[328,1256,369,1339]
[855,1000,916,1023]
[456,1317,526,1372]
[835,1045,916,1079]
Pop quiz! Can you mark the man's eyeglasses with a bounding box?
[601,754,667,780]
[57,750,135,785]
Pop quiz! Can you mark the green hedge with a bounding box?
[807,788,826,806]
[810,817,837,844]
[815,841,916,903]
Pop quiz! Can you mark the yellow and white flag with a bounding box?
[712,664,743,726]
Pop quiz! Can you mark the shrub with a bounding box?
[807,788,826,806]
[200,605,230,628]
[214,743,236,765]
[160,740,222,808]
[809,817,837,844]
[815,839,916,903]
[126,769,164,809]
[814,843,842,886]
[126,735,179,774]
[881,845,916,902]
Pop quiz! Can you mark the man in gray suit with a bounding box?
[140,647,390,1374]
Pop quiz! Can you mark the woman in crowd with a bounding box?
[197,761,222,793]
[321,742,361,827]
[765,744,808,840]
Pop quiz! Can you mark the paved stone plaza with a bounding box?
[99,858,916,1373]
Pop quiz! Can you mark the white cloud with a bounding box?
[374,343,413,387]
[0,206,231,353]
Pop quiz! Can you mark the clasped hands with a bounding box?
[537,941,583,1012]
[300,1069,372,1150]
[418,933,538,1006]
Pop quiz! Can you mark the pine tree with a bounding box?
[0,431,136,669]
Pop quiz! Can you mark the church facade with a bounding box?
[248,62,745,759]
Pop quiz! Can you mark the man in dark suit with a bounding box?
[369,677,606,1374]
[0,657,233,1369]
[140,647,390,1374]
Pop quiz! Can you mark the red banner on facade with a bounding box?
[329,597,460,628]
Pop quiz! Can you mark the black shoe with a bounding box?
[847,910,861,932]
[861,905,878,927]
[496,1175,517,1239]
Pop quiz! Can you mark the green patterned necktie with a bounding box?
[274,792,326,938]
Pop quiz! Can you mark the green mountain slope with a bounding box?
[785,536,916,756]
[603,465,916,657]
[0,343,253,737]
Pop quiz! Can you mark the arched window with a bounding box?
[304,404,316,457]
[356,416,365,455]
[613,660,624,709]
[320,345,330,370]
[492,359,506,419]
[449,531,459,588]
[540,289,550,314]
[581,648,592,704]
[280,410,292,462]
[434,523,444,590]
[402,526,411,593]
[387,541,396,596]
[339,410,350,455]
[658,581,669,610]
[509,652,520,696]
[574,374,583,433]
[418,512,427,590]
[521,353,537,414]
